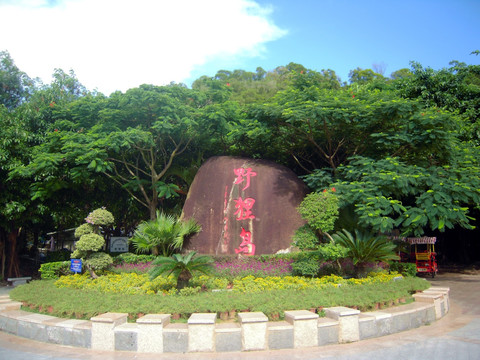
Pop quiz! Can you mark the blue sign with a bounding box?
[70,259,82,273]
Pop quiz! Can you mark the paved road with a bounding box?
[1,272,479,360]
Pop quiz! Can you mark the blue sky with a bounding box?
[1,0,479,94]
[187,0,480,84]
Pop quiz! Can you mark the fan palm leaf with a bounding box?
[332,229,399,277]
[149,251,213,290]
[130,212,201,256]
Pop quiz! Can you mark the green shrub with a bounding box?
[113,253,156,265]
[389,262,417,277]
[39,261,71,280]
[297,189,339,235]
[291,252,320,277]
[292,225,319,250]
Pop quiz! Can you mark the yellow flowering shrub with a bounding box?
[55,272,176,295]
[54,270,402,295]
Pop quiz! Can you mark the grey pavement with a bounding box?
[0,272,479,360]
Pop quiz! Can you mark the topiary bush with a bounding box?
[85,208,115,226]
[85,252,114,273]
[73,233,105,254]
[74,223,94,238]
[72,207,114,278]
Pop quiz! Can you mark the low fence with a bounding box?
[0,287,449,353]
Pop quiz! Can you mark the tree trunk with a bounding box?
[176,270,192,290]
[86,263,98,279]
[7,227,20,278]
[149,200,158,220]
[0,229,5,281]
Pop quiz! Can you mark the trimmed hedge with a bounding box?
[39,261,71,280]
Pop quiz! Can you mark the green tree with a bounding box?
[149,251,213,290]
[349,67,385,84]
[319,155,480,237]
[395,61,480,143]
[0,50,35,109]
[234,87,454,174]
[16,84,208,220]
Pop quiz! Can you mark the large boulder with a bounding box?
[182,156,307,255]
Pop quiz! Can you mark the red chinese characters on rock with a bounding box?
[234,197,256,220]
[233,167,257,256]
[234,167,257,191]
[234,228,256,256]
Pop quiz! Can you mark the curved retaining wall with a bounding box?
[0,287,449,353]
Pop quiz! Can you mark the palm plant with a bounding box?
[149,251,213,290]
[129,212,201,257]
[332,229,399,277]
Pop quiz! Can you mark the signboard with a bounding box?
[70,259,82,273]
[110,237,129,253]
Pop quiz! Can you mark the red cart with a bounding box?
[406,237,438,278]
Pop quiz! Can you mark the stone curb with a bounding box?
[0,288,449,353]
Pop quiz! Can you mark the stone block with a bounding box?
[0,301,22,311]
[359,315,376,340]
[391,312,412,333]
[115,323,138,352]
[425,305,436,323]
[70,322,92,348]
[317,318,339,345]
[43,318,66,345]
[136,314,170,353]
[215,323,242,352]
[0,310,24,334]
[188,313,216,352]
[285,310,319,348]
[91,312,127,351]
[325,307,360,343]
[4,316,19,334]
[17,320,43,341]
[0,313,8,331]
[413,293,443,319]
[16,313,54,342]
[163,323,188,353]
[267,321,293,350]
[238,312,268,351]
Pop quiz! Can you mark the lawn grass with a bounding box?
[10,276,430,322]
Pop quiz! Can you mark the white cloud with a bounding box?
[0,0,286,94]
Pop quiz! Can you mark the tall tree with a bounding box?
[395,61,480,143]
[19,84,212,220]
[0,51,34,110]
[231,86,455,175]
